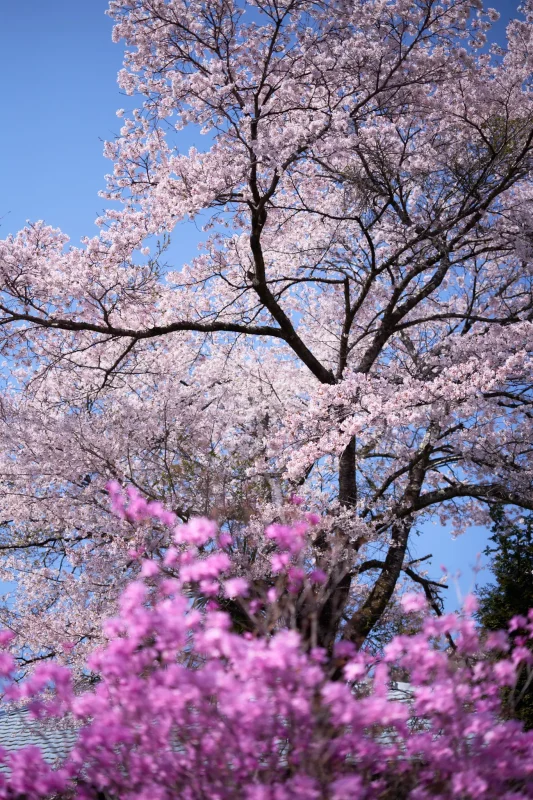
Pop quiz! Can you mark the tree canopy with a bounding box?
[0,0,532,667]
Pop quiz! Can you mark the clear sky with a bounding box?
[0,0,523,609]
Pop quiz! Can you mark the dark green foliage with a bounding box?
[476,505,533,729]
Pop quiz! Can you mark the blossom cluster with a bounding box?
[0,0,533,674]
[0,488,531,799]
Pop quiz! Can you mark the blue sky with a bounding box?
[0,0,206,261]
[0,0,523,608]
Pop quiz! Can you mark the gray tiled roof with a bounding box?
[0,708,78,765]
[0,683,414,767]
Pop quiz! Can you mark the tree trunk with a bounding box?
[338,436,357,507]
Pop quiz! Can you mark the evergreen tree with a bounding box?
[477,506,533,728]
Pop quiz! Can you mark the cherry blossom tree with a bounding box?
[0,0,533,663]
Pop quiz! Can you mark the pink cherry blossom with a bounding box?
[0,0,531,698]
